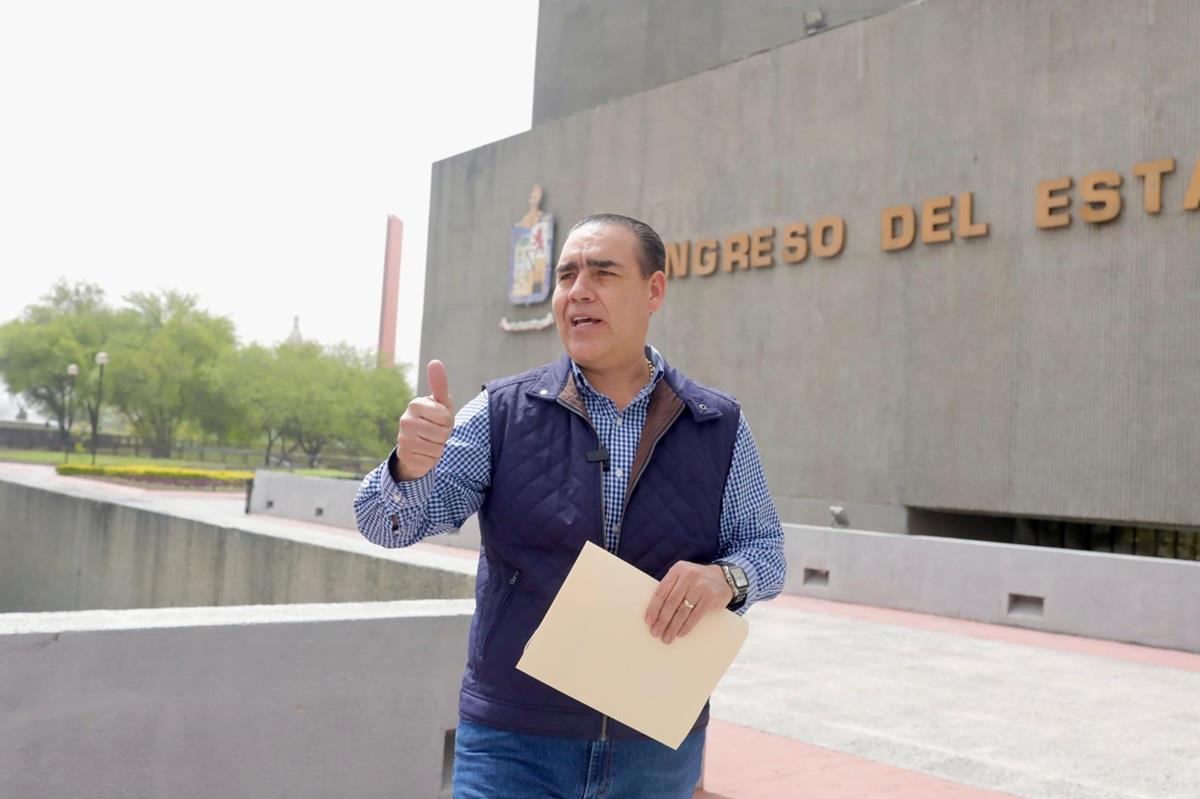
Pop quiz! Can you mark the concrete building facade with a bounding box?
[419,0,1200,541]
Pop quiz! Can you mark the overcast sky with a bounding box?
[0,0,538,407]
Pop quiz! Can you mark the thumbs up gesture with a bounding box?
[394,360,457,482]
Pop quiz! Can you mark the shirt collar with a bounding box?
[570,345,664,403]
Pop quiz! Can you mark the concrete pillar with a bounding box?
[378,215,403,368]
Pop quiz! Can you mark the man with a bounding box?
[354,213,786,798]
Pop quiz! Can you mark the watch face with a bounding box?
[731,567,749,589]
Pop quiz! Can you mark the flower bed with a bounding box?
[56,463,254,487]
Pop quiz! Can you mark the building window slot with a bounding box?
[803,567,830,586]
[1007,593,1044,618]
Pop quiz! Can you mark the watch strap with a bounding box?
[716,561,749,608]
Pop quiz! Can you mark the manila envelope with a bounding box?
[516,541,749,749]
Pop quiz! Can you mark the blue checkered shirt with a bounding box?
[354,347,787,611]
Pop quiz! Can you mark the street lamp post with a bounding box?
[64,363,79,463]
[91,352,108,466]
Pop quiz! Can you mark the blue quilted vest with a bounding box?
[458,353,741,740]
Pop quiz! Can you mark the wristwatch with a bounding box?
[715,561,749,609]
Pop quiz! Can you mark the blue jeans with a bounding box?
[452,717,704,799]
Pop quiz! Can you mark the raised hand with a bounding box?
[393,360,456,481]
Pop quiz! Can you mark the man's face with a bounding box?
[552,223,666,371]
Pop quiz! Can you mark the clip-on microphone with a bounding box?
[586,447,610,472]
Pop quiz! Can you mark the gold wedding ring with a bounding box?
[682,599,696,610]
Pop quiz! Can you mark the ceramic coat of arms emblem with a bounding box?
[508,185,554,306]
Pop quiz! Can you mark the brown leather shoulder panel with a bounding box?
[624,380,685,508]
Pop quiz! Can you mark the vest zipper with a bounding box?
[613,401,686,556]
[557,396,610,739]
[600,396,684,743]
[555,397,608,551]
[557,388,687,743]
[479,568,521,662]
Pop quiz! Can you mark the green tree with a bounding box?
[0,281,113,444]
[106,290,236,458]
[195,347,259,449]
[212,343,294,465]
[2,280,412,466]
[360,361,413,454]
[212,342,412,467]
[263,342,411,468]
[276,342,359,467]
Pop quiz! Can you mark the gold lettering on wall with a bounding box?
[1132,158,1175,214]
[958,192,989,238]
[665,241,690,278]
[881,206,916,251]
[920,196,954,244]
[693,239,719,276]
[656,154,1193,285]
[1036,177,1073,229]
[1079,170,1123,224]
[811,217,846,258]
[722,233,750,271]
[1185,160,1200,211]
[781,222,808,264]
[750,227,775,268]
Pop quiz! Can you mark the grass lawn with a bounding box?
[0,448,362,479]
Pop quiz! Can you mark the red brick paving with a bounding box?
[695,719,1023,799]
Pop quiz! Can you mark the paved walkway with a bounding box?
[700,594,1200,798]
[5,462,1198,798]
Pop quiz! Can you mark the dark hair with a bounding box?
[567,213,665,278]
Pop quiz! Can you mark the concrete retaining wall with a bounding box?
[0,479,476,613]
[249,471,362,528]
[251,470,483,552]
[782,524,1200,653]
[0,601,473,799]
[250,473,1200,652]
